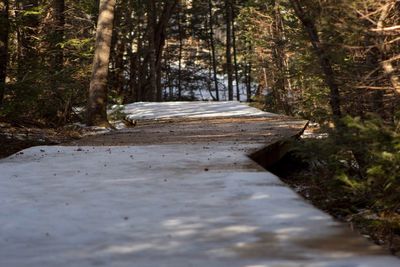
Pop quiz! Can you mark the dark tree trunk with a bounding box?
[50,0,65,74]
[154,0,178,101]
[140,0,177,101]
[17,0,39,81]
[231,3,240,101]
[87,0,116,127]
[290,0,342,120]
[114,41,125,95]
[178,6,183,100]
[272,0,290,114]
[164,42,173,100]
[126,0,135,103]
[135,1,144,102]
[47,0,66,123]
[146,0,157,101]
[225,0,234,101]
[245,43,252,102]
[110,3,125,97]
[0,0,9,105]
[246,62,252,102]
[208,0,219,101]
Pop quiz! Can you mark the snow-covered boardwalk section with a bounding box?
[1,102,399,267]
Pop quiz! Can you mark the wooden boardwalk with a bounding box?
[1,102,399,267]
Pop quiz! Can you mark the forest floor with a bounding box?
[271,146,400,257]
[1,102,399,266]
[283,173,400,255]
[0,122,76,159]
[0,121,111,159]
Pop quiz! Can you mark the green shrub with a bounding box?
[295,115,400,213]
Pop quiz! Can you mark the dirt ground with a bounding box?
[0,122,84,159]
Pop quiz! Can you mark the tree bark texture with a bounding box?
[225,0,234,101]
[146,0,157,101]
[231,4,240,101]
[178,5,183,100]
[49,0,65,73]
[155,0,178,101]
[0,0,9,105]
[17,0,39,80]
[209,0,219,101]
[272,0,290,114]
[87,0,116,126]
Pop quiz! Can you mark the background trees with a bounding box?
[0,0,398,127]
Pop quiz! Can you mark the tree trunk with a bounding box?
[126,0,136,103]
[272,0,290,114]
[290,0,342,120]
[246,62,252,102]
[87,0,116,127]
[164,41,173,100]
[48,0,66,123]
[0,0,9,105]
[208,0,219,101]
[156,56,162,101]
[135,1,144,102]
[49,0,65,74]
[146,0,157,101]
[245,43,252,102]
[110,3,125,97]
[154,0,178,102]
[17,0,39,81]
[178,6,183,100]
[225,0,234,101]
[231,3,240,101]
[138,0,177,101]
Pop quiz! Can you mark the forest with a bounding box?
[0,0,400,255]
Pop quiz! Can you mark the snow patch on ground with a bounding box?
[122,101,276,121]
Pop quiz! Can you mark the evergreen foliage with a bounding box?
[294,115,400,213]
